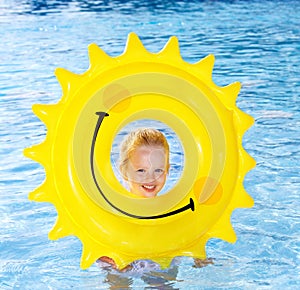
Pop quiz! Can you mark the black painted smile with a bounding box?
[90,111,194,219]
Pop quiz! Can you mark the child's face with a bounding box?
[125,145,169,198]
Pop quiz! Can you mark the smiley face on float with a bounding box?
[24,32,255,269]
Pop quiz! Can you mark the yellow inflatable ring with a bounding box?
[24,32,255,269]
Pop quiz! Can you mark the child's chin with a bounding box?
[140,189,158,198]
[143,192,157,198]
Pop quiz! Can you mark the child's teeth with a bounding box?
[143,185,154,189]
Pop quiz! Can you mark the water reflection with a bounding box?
[98,257,214,289]
[98,259,179,289]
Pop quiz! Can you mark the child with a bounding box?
[118,128,170,198]
[98,128,170,270]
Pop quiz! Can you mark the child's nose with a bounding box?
[144,171,156,182]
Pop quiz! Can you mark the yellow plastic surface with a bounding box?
[24,32,255,269]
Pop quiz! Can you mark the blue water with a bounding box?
[1,0,299,289]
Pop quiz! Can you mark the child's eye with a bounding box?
[155,169,164,173]
[136,169,146,173]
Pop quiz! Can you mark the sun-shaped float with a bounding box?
[24,32,255,270]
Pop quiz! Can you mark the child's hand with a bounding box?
[97,256,117,269]
[193,257,214,268]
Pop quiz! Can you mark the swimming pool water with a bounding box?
[1,0,299,289]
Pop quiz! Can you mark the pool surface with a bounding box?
[1,0,299,289]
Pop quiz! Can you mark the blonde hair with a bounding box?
[119,128,169,177]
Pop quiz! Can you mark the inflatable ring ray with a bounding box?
[24,32,255,269]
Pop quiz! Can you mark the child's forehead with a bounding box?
[128,145,169,170]
[130,146,167,163]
